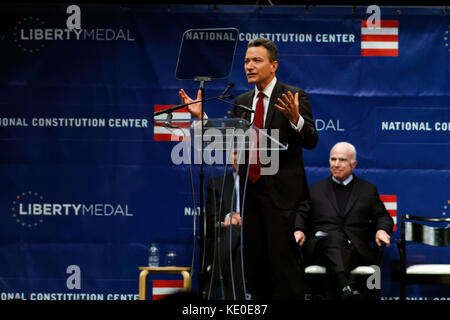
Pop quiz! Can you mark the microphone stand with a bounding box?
[197,77,207,292]
[217,97,254,114]
[193,76,212,296]
[152,94,232,117]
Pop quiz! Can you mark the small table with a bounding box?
[138,266,192,300]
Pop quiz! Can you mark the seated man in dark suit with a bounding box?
[294,141,393,299]
[203,150,245,300]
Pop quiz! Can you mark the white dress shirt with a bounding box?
[332,174,354,186]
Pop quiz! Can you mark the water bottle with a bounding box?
[148,243,159,267]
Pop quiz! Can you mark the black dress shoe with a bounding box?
[341,285,360,301]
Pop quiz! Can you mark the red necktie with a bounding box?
[248,92,265,183]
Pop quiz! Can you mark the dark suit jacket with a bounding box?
[204,171,242,265]
[232,80,318,210]
[205,171,241,235]
[204,172,245,299]
[295,175,394,264]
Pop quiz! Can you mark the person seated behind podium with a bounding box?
[294,141,393,300]
[203,151,245,300]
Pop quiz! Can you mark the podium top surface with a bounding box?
[152,117,289,151]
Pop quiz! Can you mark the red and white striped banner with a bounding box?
[153,105,191,141]
[361,20,398,56]
[152,280,184,300]
[380,194,397,231]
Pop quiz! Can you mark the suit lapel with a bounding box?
[264,81,281,129]
[343,176,361,216]
[324,177,340,214]
[241,90,254,122]
[239,80,282,127]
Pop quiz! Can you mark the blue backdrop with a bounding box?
[0,4,449,300]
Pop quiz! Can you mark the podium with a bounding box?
[154,116,287,299]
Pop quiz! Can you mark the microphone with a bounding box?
[153,84,235,117]
[222,94,234,100]
[164,112,173,126]
[153,100,193,117]
[218,83,254,113]
[219,82,234,98]
[218,97,254,113]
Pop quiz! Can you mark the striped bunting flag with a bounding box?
[152,280,184,300]
[153,105,191,141]
[380,194,397,231]
[361,20,398,56]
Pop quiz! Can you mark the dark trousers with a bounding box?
[204,225,245,300]
[242,178,304,300]
[304,230,364,299]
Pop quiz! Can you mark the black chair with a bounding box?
[397,214,450,301]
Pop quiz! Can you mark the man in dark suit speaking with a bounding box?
[294,141,393,299]
[180,38,318,299]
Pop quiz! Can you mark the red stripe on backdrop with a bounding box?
[379,195,397,202]
[153,134,184,141]
[154,122,191,128]
[154,105,189,113]
[153,280,184,288]
[361,20,398,28]
[361,35,398,42]
[361,49,398,56]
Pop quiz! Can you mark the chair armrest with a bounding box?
[395,239,405,259]
[376,243,386,266]
[395,239,407,278]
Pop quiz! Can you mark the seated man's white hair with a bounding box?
[331,141,357,163]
